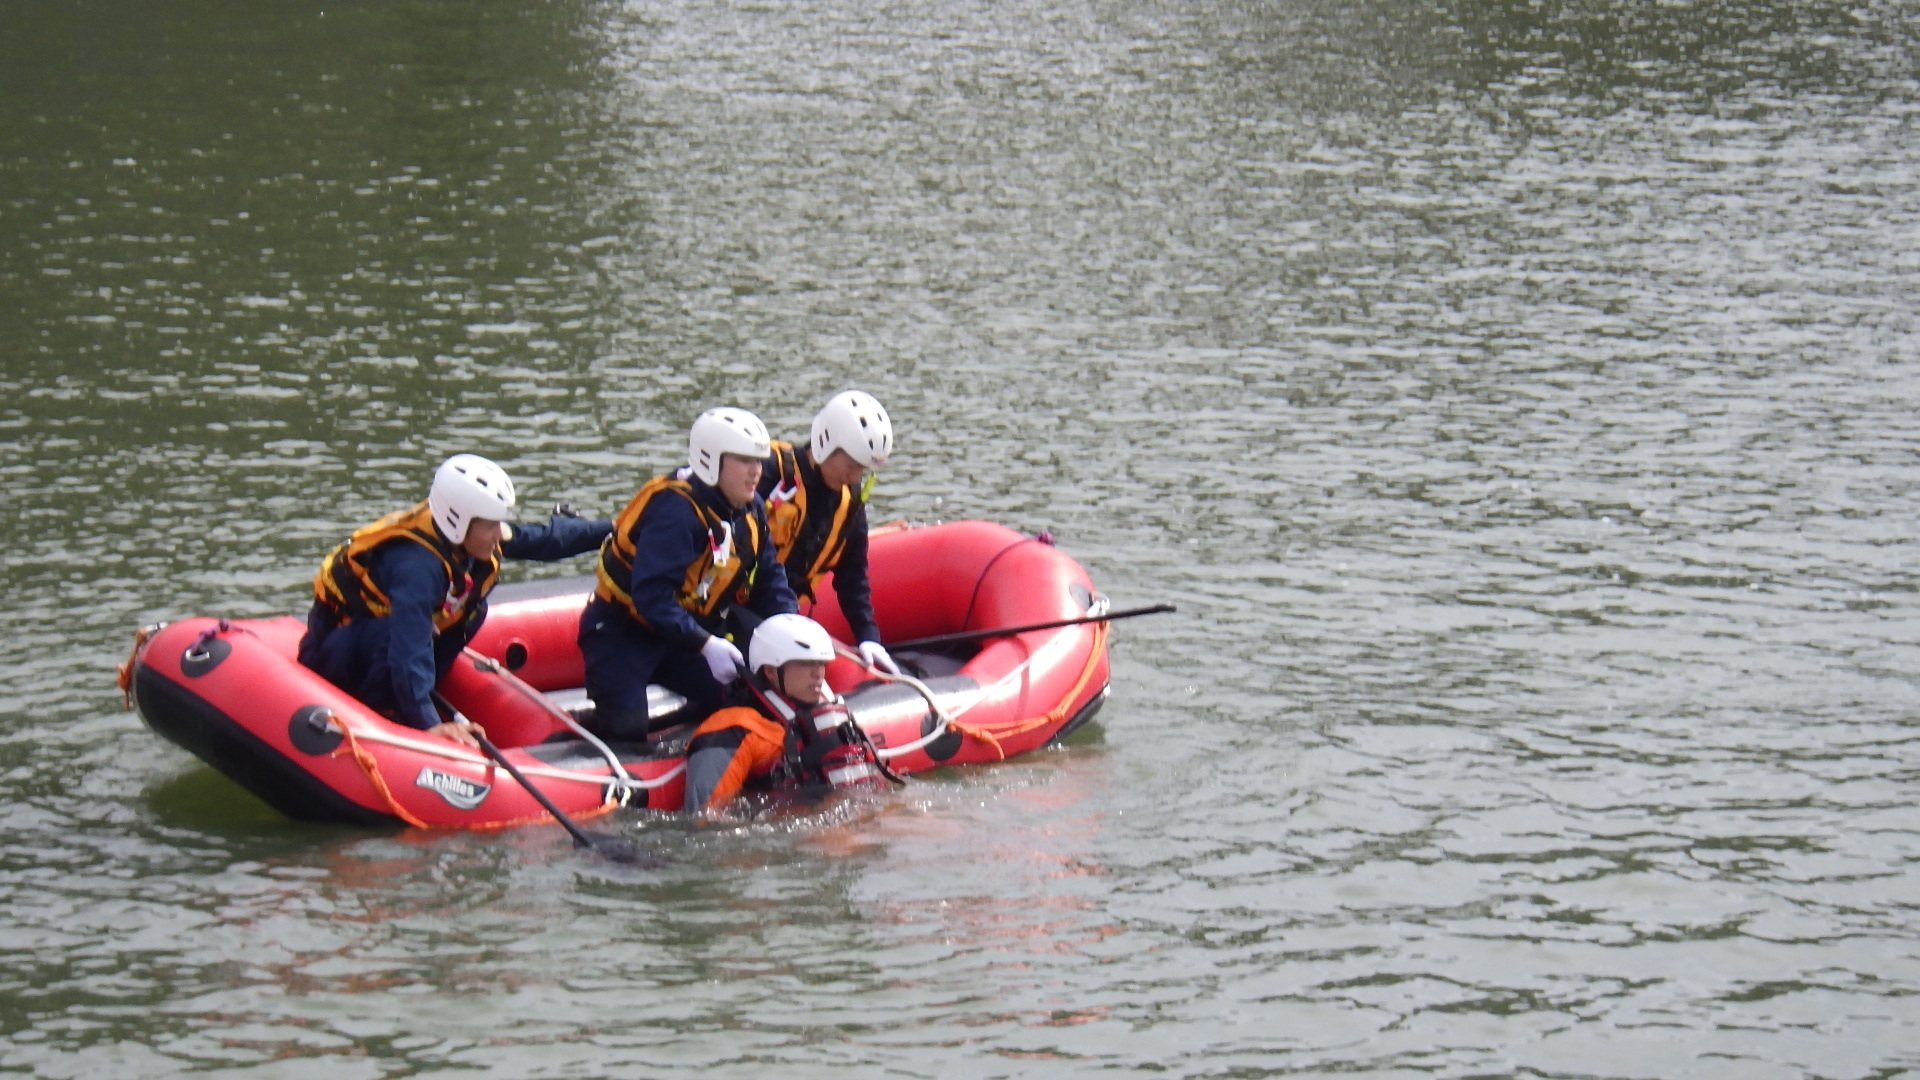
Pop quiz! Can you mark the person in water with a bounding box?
[579,407,798,741]
[682,613,879,813]
[761,390,901,675]
[298,454,612,747]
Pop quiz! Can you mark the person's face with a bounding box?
[773,658,830,705]
[816,448,867,491]
[462,518,503,560]
[716,452,764,508]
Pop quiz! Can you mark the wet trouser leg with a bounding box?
[301,615,464,728]
[579,602,724,741]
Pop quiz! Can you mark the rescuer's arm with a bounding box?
[831,502,880,646]
[626,498,718,650]
[373,545,455,732]
[498,508,613,561]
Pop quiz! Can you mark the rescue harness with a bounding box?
[735,668,904,792]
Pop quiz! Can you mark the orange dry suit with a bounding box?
[680,676,887,812]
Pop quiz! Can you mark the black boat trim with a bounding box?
[134,664,400,827]
[1045,682,1109,746]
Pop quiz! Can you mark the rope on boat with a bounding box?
[826,654,954,762]
[840,594,1111,763]
[121,623,671,824]
[334,720,629,828]
[960,620,1110,758]
[329,717,666,827]
[115,623,160,710]
[334,722,433,829]
[340,720,685,789]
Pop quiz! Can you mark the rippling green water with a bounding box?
[5,0,1920,1076]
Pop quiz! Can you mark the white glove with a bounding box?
[701,634,745,684]
[858,640,901,675]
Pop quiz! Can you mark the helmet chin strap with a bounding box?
[735,662,798,725]
[737,663,840,727]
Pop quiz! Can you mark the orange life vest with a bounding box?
[763,441,859,599]
[594,474,765,629]
[312,502,498,634]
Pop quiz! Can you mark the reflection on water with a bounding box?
[5,0,1920,1073]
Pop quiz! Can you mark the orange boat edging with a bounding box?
[126,520,1115,829]
[948,621,1110,760]
[329,722,627,831]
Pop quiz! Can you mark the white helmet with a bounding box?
[429,454,517,543]
[749,613,836,672]
[688,407,771,486]
[811,390,893,470]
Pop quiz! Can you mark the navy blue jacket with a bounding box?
[302,511,611,730]
[622,474,797,650]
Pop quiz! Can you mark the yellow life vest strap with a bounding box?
[312,502,498,633]
[764,441,859,598]
[595,475,762,627]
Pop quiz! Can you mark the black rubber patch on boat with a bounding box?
[288,705,343,756]
[1046,684,1109,746]
[503,641,529,671]
[179,637,231,678]
[920,709,963,762]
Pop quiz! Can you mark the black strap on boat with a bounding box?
[855,722,906,786]
[182,618,259,660]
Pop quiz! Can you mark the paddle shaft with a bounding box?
[431,689,599,850]
[886,603,1175,652]
[476,733,607,850]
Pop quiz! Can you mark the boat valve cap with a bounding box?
[288,705,344,756]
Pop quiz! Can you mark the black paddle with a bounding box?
[885,603,1176,652]
[432,691,660,867]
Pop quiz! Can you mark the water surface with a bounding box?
[4,0,1920,1075]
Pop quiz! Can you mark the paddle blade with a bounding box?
[582,832,666,868]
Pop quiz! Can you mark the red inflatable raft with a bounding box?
[124,521,1113,828]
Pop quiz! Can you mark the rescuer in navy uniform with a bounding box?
[579,407,798,742]
[298,454,611,747]
[761,390,900,675]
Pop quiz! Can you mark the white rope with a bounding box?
[460,650,641,795]
[828,644,953,760]
[547,706,644,793]
[323,717,686,790]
